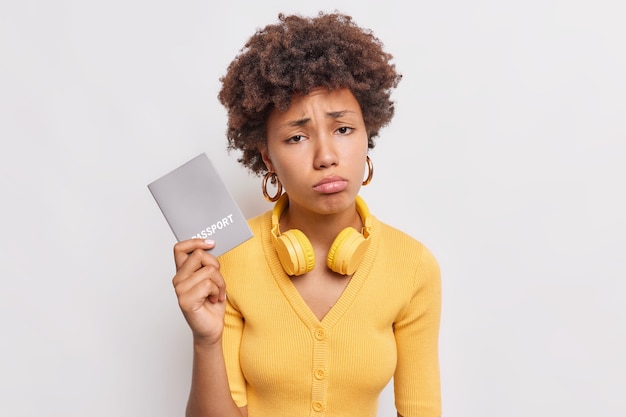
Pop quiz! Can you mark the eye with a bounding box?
[286,135,304,143]
[336,126,353,135]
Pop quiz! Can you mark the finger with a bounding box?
[174,263,222,298]
[173,248,220,287]
[178,275,223,312]
[173,239,215,269]
[198,265,226,302]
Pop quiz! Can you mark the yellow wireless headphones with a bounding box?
[270,193,372,276]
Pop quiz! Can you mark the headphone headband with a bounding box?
[270,194,372,276]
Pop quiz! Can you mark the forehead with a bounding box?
[269,87,363,122]
[289,87,360,110]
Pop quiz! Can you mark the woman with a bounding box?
[172,12,441,417]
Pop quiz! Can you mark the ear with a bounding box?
[261,147,274,172]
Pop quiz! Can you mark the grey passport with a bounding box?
[148,153,253,257]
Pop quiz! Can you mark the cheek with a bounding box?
[273,161,303,188]
[343,141,369,164]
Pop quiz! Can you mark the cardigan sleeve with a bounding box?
[222,297,247,407]
[393,244,442,417]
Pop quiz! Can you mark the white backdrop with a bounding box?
[1,1,625,416]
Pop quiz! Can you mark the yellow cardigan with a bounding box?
[218,208,441,417]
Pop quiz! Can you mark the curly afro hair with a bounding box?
[218,12,402,176]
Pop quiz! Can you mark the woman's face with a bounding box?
[262,87,369,217]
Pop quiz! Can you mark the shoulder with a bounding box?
[371,217,440,290]
[373,217,438,265]
[217,209,273,274]
[247,209,271,234]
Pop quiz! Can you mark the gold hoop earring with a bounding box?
[362,156,374,186]
[262,172,283,202]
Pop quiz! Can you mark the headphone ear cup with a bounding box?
[326,227,369,275]
[275,229,316,276]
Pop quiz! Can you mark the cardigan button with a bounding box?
[314,368,327,380]
[312,401,325,412]
[314,327,326,341]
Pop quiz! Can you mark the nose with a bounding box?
[313,134,338,169]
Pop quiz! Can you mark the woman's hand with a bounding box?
[172,239,227,346]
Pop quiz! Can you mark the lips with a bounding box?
[312,175,348,193]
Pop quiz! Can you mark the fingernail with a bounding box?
[204,239,215,245]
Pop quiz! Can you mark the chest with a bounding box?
[238,298,398,404]
[290,267,352,321]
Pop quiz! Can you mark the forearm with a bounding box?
[186,339,242,417]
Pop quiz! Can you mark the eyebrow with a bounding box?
[283,110,356,128]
